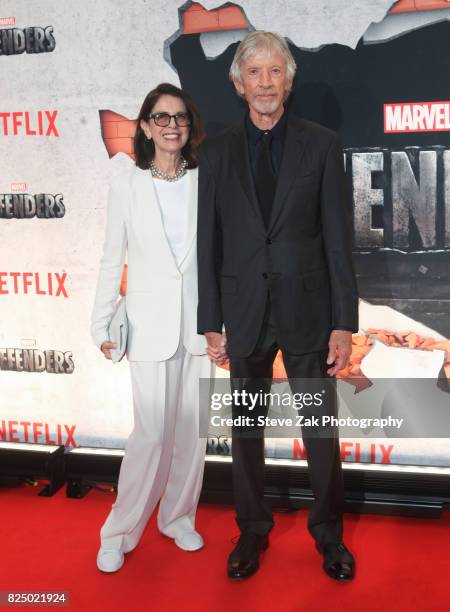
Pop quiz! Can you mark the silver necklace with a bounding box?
[149,156,188,182]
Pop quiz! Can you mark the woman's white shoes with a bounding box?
[174,530,204,551]
[97,547,124,573]
[97,531,204,570]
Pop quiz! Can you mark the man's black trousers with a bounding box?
[229,293,345,547]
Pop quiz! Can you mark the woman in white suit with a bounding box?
[91,83,215,573]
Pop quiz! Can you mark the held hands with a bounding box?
[100,340,117,360]
[100,331,350,369]
[326,330,352,376]
[204,331,228,365]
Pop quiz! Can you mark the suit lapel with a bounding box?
[268,114,308,233]
[178,168,197,271]
[232,124,267,232]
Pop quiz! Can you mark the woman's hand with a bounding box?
[100,340,117,360]
[205,331,228,365]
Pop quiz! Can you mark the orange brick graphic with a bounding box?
[182,2,248,34]
[391,0,450,13]
[99,110,137,159]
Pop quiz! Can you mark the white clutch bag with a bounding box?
[107,298,128,363]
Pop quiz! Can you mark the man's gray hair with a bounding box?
[229,31,297,83]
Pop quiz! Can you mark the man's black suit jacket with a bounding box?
[197,112,359,358]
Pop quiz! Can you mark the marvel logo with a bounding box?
[384,101,450,133]
[11,183,27,191]
[0,17,15,26]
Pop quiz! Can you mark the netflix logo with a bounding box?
[0,110,59,136]
[0,348,74,374]
[293,440,394,464]
[206,437,395,464]
[0,272,68,297]
[384,101,450,133]
[0,26,55,55]
[0,193,65,218]
[1,420,76,447]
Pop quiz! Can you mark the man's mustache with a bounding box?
[254,89,277,96]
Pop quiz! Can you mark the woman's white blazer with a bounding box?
[91,165,207,361]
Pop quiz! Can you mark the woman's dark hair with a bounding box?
[134,82,205,170]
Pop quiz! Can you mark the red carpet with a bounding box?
[2,483,449,612]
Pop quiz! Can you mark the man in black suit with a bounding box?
[197,31,358,581]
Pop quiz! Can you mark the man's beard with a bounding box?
[251,94,281,115]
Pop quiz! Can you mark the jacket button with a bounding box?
[266,238,272,245]
[262,272,268,279]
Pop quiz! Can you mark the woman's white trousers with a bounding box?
[99,340,212,552]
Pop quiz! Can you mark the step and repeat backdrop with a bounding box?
[1,0,449,467]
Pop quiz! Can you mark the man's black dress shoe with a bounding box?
[316,542,355,581]
[227,533,269,579]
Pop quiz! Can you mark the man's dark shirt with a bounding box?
[245,108,287,178]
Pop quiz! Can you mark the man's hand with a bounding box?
[100,340,116,360]
[205,331,228,365]
[326,330,352,376]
